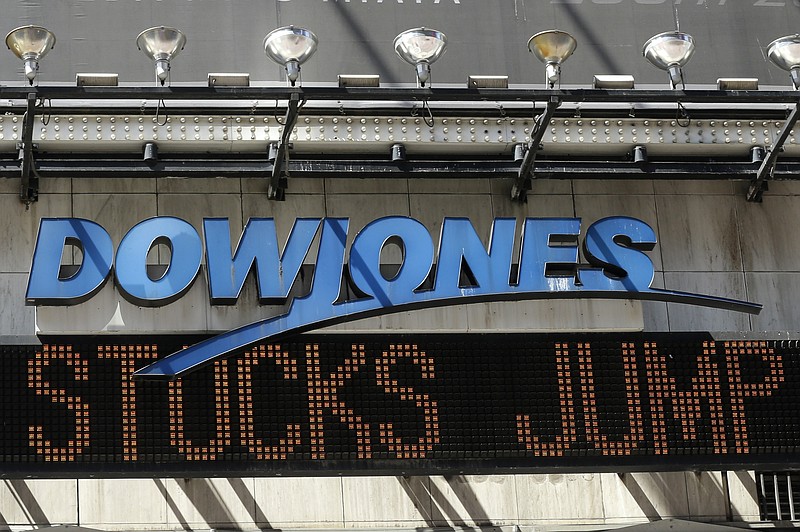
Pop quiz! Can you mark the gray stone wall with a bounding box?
[0,175,794,529]
[5,176,798,337]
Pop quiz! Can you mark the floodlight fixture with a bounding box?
[527,30,577,88]
[642,31,695,89]
[263,26,318,86]
[136,26,187,85]
[394,27,447,87]
[767,35,800,89]
[5,25,56,85]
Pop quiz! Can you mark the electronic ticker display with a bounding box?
[2,334,798,477]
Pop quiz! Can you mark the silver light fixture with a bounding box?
[767,35,800,89]
[263,26,318,86]
[136,26,187,85]
[5,25,56,85]
[394,27,447,87]
[527,30,577,88]
[642,31,695,89]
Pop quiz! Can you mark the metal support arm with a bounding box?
[19,93,38,204]
[268,92,301,201]
[511,96,560,202]
[747,102,800,202]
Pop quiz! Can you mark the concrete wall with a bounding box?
[7,176,799,336]
[3,175,797,529]
[0,472,762,530]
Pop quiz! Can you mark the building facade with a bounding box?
[1,1,800,530]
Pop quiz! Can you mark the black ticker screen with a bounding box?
[2,333,799,477]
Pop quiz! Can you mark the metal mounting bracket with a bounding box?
[19,93,38,204]
[268,92,301,201]
[747,102,800,202]
[511,96,560,202]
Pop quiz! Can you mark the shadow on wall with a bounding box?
[396,474,498,527]
[619,471,757,521]
[620,472,686,519]
[732,471,759,520]
[0,472,761,529]
[0,480,52,531]
[157,478,271,530]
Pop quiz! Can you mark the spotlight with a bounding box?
[642,31,695,89]
[767,35,800,89]
[136,26,187,86]
[5,25,56,85]
[263,26,318,86]
[527,30,577,88]
[394,27,447,87]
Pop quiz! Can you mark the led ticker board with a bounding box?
[2,333,799,478]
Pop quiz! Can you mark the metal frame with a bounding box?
[748,103,800,202]
[512,96,560,201]
[0,86,798,104]
[267,92,301,200]
[4,86,800,203]
[18,94,38,204]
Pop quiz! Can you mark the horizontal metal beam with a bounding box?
[2,157,797,180]
[1,86,800,105]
